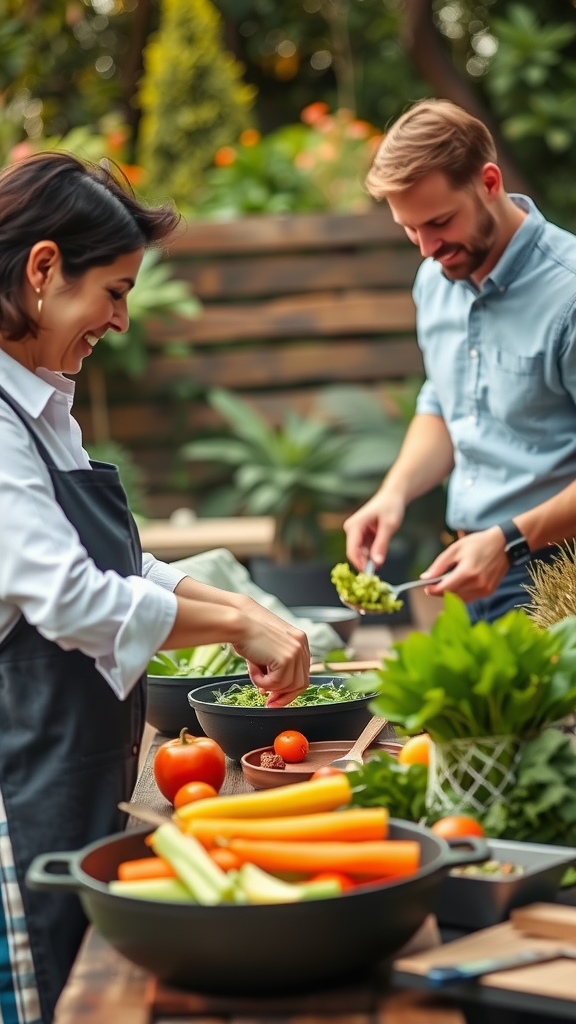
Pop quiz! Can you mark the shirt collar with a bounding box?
[0,348,75,419]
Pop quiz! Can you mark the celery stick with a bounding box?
[204,643,235,677]
[188,643,225,675]
[109,877,195,902]
[238,863,342,905]
[151,823,233,905]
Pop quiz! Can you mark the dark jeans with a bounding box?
[466,545,559,624]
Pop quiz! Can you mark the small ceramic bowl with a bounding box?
[241,737,402,789]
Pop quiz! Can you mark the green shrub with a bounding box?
[137,0,255,207]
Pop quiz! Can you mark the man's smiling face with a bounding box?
[387,169,498,281]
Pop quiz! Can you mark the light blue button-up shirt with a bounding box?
[414,195,576,532]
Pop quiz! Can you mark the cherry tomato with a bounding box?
[273,730,309,763]
[209,848,241,872]
[153,728,225,803]
[397,734,432,766]
[430,815,485,839]
[309,765,347,781]
[307,871,355,891]
[173,780,218,810]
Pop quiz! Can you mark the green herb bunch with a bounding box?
[482,729,576,846]
[348,751,427,822]
[348,594,576,741]
[214,681,359,708]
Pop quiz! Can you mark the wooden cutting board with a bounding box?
[394,917,576,1003]
[511,902,576,943]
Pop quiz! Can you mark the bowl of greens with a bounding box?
[147,645,248,736]
[187,676,377,761]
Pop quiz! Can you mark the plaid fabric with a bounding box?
[0,792,41,1024]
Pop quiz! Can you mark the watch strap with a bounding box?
[497,519,530,566]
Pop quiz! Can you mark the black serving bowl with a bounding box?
[146,674,246,737]
[288,605,359,644]
[26,822,488,995]
[187,675,390,762]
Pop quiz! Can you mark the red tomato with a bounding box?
[309,765,346,781]
[273,730,310,763]
[430,815,485,839]
[153,728,225,803]
[307,871,355,891]
[173,780,218,810]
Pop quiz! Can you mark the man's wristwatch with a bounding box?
[497,519,531,567]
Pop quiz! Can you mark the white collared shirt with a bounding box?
[0,349,181,700]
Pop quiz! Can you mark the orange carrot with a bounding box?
[209,848,241,872]
[228,838,420,878]
[183,808,388,847]
[117,856,176,882]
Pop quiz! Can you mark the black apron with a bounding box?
[0,385,146,1023]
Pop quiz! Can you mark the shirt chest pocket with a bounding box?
[485,348,547,437]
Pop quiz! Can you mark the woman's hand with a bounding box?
[420,526,509,603]
[231,597,310,708]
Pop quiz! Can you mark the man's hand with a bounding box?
[419,526,510,602]
[344,489,406,572]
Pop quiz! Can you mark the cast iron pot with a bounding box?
[146,673,243,737]
[187,675,387,761]
[26,822,488,995]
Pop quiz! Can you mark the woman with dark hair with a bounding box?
[0,152,309,1024]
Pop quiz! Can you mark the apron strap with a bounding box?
[0,382,58,469]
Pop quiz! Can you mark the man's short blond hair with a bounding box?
[366,98,498,198]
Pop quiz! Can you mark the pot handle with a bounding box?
[443,836,491,868]
[26,851,82,894]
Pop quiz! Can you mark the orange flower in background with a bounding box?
[239,128,261,147]
[119,163,146,186]
[106,127,129,154]
[294,151,316,170]
[367,133,384,154]
[300,101,330,125]
[346,120,374,140]
[315,115,335,134]
[8,141,35,163]
[214,146,237,167]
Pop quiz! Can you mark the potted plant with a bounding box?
[181,385,412,607]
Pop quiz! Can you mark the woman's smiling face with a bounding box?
[2,245,144,374]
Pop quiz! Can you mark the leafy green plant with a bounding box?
[349,594,576,741]
[181,386,405,563]
[137,0,255,207]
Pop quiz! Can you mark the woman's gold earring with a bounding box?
[36,287,42,315]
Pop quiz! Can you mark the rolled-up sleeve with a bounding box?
[0,414,178,700]
[415,378,443,417]
[142,551,187,592]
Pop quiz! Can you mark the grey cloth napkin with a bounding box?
[171,547,342,659]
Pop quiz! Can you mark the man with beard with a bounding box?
[344,98,576,622]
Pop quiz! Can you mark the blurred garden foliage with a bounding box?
[1,2,576,224]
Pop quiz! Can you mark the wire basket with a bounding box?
[426,734,522,818]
